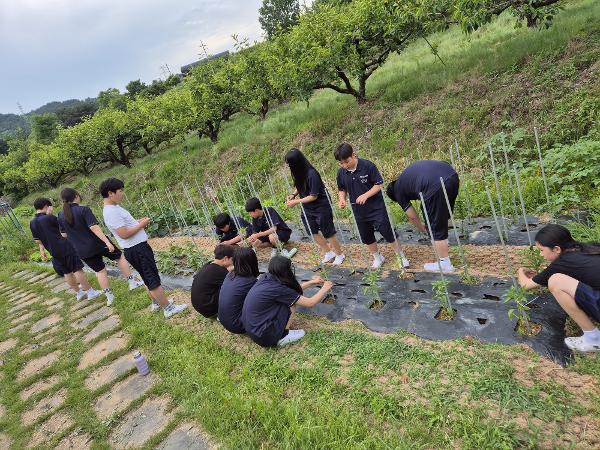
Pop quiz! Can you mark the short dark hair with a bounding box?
[99,178,125,198]
[334,142,354,161]
[33,198,52,210]
[245,197,262,212]
[385,181,397,202]
[213,212,231,229]
[214,244,235,260]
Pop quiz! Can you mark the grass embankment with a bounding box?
[20,0,600,226]
[1,264,600,448]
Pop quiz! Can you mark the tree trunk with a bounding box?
[357,76,368,104]
[259,99,269,120]
[115,137,132,168]
[143,142,152,155]
[205,121,219,143]
[525,12,538,27]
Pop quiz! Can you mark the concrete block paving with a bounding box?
[0,270,213,449]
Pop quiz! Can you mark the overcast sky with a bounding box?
[0,0,268,114]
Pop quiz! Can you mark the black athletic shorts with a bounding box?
[301,210,336,239]
[575,282,600,323]
[420,173,459,241]
[124,241,161,291]
[52,254,84,277]
[258,229,292,244]
[356,214,395,246]
[82,241,122,272]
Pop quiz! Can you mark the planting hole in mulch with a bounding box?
[451,292,464,298]
[411,289,427,294]
[435,308,457,321]
[322,293,336,305]
[483,294,501,301]
[407,301,419,310]
[477,318,488,325]
[515,320,542,337]
[369,299,386,310]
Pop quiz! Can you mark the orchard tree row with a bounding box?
[0,0,560,199]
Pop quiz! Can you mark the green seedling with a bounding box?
[362,269,384,310]
[520,245,546,273]
[504,285,533,336]
[432,279,454,320]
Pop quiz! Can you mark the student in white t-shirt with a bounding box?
[100,178,187,319]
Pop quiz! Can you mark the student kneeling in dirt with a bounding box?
[518,224,600,352]
[241,256,333,347]
[386,160,459,273]
[213,212,251,246]
[191,244,235,318]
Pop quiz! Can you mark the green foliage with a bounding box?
[504,285,531,335]
[432,279,453,317]
[259,0,300,39]
[545,139,600,210]
[0,231,35,264]
[520,246,546,272]
[362,269,383,308]
[155,243,211,274]
[30,113,60,144]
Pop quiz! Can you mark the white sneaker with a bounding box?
[283,248,298,259]
[150,298,173,312]
[332,254,346,265]
[277,329,306,347]
[105,290,115,307]
[322,251,336,264]
[423,261,455,273]
[86,288,102,301]
[372,254,385,269]
[128,276,144,291]
[565,336,600,352]
[270,248,278,258]
[76,289,86,301]
[164,303,188,319]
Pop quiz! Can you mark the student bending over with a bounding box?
[242,255,333,347]
[191,244,235,318]
[30,198,101,301]
[518,224,600,352]
[218,247,259,334]
[101,178,188,319]
[58,188,144,306]
[213,212,251,246]
[285,148,345,265]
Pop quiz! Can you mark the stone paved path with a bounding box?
[0,269,213,449]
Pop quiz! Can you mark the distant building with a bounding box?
[180,51,230,75]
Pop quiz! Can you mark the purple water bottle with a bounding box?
[133,351,150,376]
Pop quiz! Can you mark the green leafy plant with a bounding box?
[504,285,533,336]
[155,243,211,275]
[432,279,454,320]
[362,269,384,310]
[520,245,546,273]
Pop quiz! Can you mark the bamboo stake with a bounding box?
[513,166,533,247]
[485,186,517,288]
[501,135,519,220]
[419,192,452,310]
[153,189,176,233]
[488,144,509,241]
[534,126,551,212]
[440,177,470,277]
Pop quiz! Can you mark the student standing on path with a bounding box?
[386,160,460,273]
[245,197,297,259]
[285,148,345,265]
[191,244,235,318]
[334,143,409,269]
[518,224,600,352]
[213,212,251,246]
[242,255,333,347]
[218,247,259,334]
[58,187,144,306]
[30,198,101,301]
[101,178,188,319]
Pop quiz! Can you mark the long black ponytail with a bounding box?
[535,224,600,255]
[268,255,302,295]
[285,148,318,195]
[60,188,80,226]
